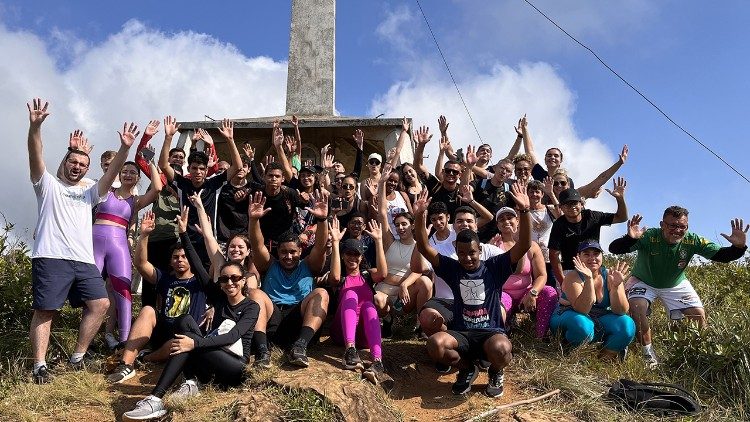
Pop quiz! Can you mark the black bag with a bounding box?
[606,378,701,416]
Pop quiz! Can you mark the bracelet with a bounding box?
[518,208,530,214]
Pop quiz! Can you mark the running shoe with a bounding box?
[253,350,272,369]
[434,362,451,374]
[644,353,659,370]
[170,379,200,401]
[286,345,309,367]
[475,358,491,371]
[451,364,479,395]
[343,347,363,370]
[122,395,166,420]
[107,362,136,383]
[485,369,505,398]
[33,365,52,385]
[363,360,395,392]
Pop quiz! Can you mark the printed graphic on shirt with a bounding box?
[165,286,191,318]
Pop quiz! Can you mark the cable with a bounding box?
[522,0,750,185]
[414,0,484,144]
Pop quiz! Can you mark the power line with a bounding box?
[414,0,484,144]
[522,0,750,185]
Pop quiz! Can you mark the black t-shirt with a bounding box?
[255,186,308,242]
[531,163,575,188]
[217,183,249,243]
[548,209,615,270]
[172,172,228,242]
[422,173,462,217]
[187,296,260,362]
[472,178,515,243]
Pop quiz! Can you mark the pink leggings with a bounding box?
[501,285,558,338]
[330,284,382,359]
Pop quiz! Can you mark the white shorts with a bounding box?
[375,282,400,302]
[626,276,703,320]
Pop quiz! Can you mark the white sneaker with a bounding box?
[643,353,659,369]
[170,379,200,401]
[122,395,166,420]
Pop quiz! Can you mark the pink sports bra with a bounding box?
[95,190,136,226]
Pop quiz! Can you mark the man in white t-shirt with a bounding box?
[26,98,137,384]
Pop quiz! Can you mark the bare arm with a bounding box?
[135,161,163,210]
[159,116,179,183]
[365,220,388,283]
[549,249,565,287]
[218,119,243,181]
[187,192,224,271]
[99,123,138,197]
[605,177,628,224]
[519,116,537,166]
[507,182,532,264]
[607,261,630,315]
[135,211,158,284]
[27,99,50,183]
[459,184,493,228]
[303,191,330,276]
[562,260,595,315]
[272,121,294,182]
[247,192,273,273]
[577,145,628,199]
[413,126,432,178]
[291,115,302,158]
[388,118,410,168]
[377,165,395,249]
[328,217,343,285]
[413,190,440,268]
[503,116,525,161]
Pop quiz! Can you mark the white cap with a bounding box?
[495,207,517,220]
[367,153,383,163]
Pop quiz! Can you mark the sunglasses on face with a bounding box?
[443,168,460,176]
[218,274,244,284]
[368,159,381,165]
[553,180,568,187]
[342,184,356,190]
[515,167,530,172]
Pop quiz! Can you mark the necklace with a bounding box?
[529,209,549,233]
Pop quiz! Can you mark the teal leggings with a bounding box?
[549,305,635,352]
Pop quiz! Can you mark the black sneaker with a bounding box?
[435,362,451,374]
[69,351,97,371]
[485,369,505,397]
[286,345,309,367]
[451,364,479,395]
[343,347,363,370]
[33,365,52,384]
[475,359,491,371]
[363,360,395,392]
[254,350,272,369]
[381,315,393,339]
[106,362,136,384]
[134,348,152,367]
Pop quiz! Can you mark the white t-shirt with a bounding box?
[431,240,503,299]
[32,171,105,264]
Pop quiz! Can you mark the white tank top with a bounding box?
[386,192,409,239]
[385,239,415,278]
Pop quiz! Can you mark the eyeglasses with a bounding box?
[342,184,356,190]
[553,180,567,187]
[218,274,244,284]
[664,222,688,231]
[443,168,460,176]
[368,159,381,165]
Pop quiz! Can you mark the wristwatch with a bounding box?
[529,288,539,297]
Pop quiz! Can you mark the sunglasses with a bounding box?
[368,159,381,165]
[515,167,531,172]
[342,184,356,190]
[218,274,244,284]
[443,168,460,176]
[553,180,568,187]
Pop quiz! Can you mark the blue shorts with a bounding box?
[32,258,107,310]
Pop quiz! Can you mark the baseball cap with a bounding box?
[367,153,382,163]
[495,207,517,220]
[577,239,603,253]
[300,165,324,174]
[341,238,365,255]
[558,188,582,204]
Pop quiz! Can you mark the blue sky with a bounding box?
[1,0,749,249]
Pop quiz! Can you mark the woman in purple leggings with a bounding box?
[93,160,161,348]
[328,217,394,390]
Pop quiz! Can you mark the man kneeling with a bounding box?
[413,184,531,397]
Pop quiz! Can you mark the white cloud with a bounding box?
[375,4,418,54]
[0,19,287,239]
[369,61,626,245]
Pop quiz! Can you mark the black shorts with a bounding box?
[267,302,304,347]
[32,258,107,310]
[149,317,177,349]
[446,329,505,360]
[422,298,454,325]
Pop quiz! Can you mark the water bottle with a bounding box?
[393,298,404,313]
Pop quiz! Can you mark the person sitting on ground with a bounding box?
[608,209,748,368]
[527,179,562,288]
[122,261,260,421]
[548,178,628,287]
[27,98,135,383]
[247,190,331,367]
[328,217,394,389]
[414,184,531,397]
[549,240,635,360]
[108,208,211,383]
[490,207,558,338]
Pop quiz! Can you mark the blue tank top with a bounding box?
[561,266,610,311]
[262,261,314,306]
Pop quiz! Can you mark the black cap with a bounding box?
[341,238,364,255]
[558,188,582,204]
[300,165,324,174]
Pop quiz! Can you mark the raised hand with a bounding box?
[572,255,593,279]
[627,214,646,239]
[322,153,334,170]
[386,147,397,163]
[291,115,299,128]
[118,122,140,148]
[321,143,331,158]
[175,205,189,233]
[284,135,296,154]
[27,98,50,127]
[412,189,432,216]
[248,191,271,220]
[69,130,93,154]
[378,163,393,185]
[140,145,156,163]
[164,115,180,137]
[364,178,378,198]
[438,115,449,136]
[364,220,383,241]
[329,216,346,242]
[264,155,275,167]
[619,145,629,164]
[608,260,630,288]
[140,210,156,237]
[605,177,627,199]
[272,120,284,148]
[465,144,478,166]
[459,183,474,204]
[401,117,410,132]
[353,129,364,150]
[720,218,749,247]
[145,119,161,137]
[197,128,214,145]
[242,142,255,160]
[305,190,330,220]
[188,190,205,210]
[218,119,234,141]
[439,136,451,153]
[514,114,527,138]
[509,181,530,210]
[415,125,432,145]
[304,159,313,167]
[542,176,555,195]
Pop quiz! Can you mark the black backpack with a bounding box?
[606,379,701,416]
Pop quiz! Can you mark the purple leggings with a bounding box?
[330,275,382,359]
[501,285,558,338]
[93,224,132,342]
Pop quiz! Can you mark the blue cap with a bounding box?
[577,239,603,253]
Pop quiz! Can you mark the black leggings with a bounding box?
[152,315,247,398]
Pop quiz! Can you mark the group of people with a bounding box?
[25,98,747,421]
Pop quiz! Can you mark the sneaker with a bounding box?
[253,350,272,369]
[644,353,659,370]
[286,345,309,367]
[363,361,395,392]
[33,365,52,384]
[485,369,505,397]
[107,362,136,384]
[475,359,491,371]
[105,332,120,350]
[435,362,451,374]
[122,395,166,420]
[343,347,363,370]
[170,379,200,401]
[69,352,96,371]
[618,348,628,363]
[135,348,152,367]
[381,315,393,339]
[451,364,479,395]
